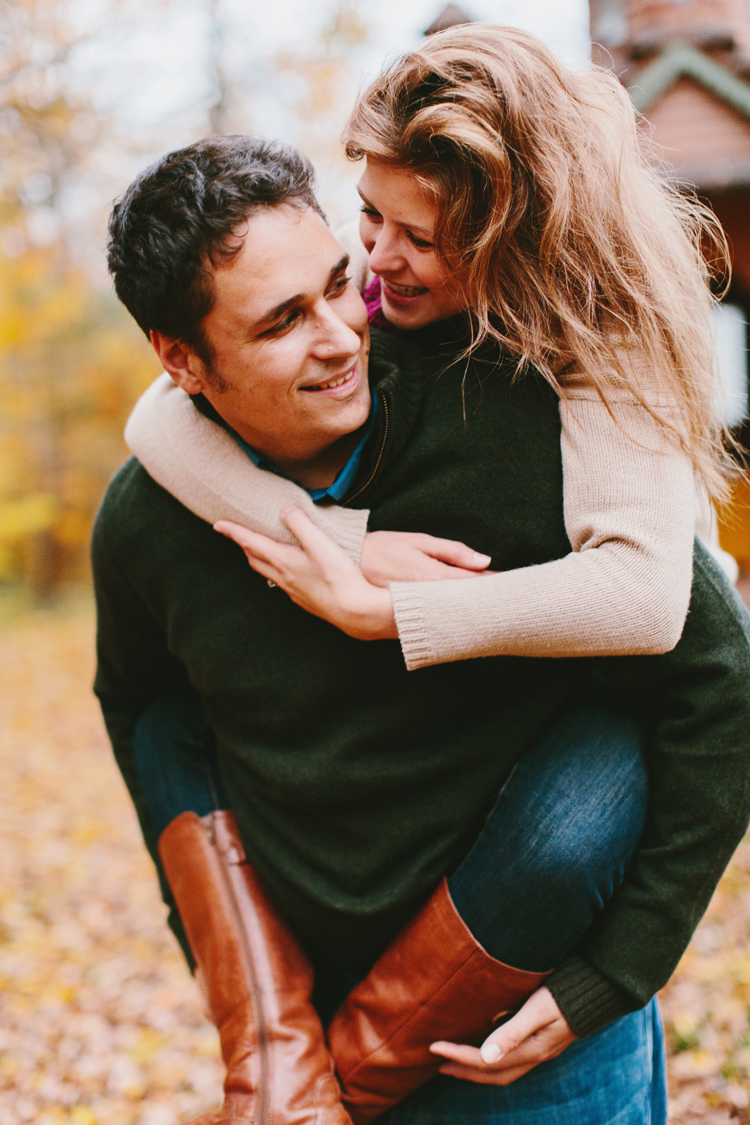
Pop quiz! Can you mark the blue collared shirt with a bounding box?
[229,394,379,503]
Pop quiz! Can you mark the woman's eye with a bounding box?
[360,205,381,221]
[406,231,434,250]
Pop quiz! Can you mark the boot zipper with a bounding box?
[344,394,389,505]
[204,813,271,1125]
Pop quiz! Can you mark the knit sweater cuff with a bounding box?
[321,507,370,564]
[390,581,440,669]
[546,954,641,1038]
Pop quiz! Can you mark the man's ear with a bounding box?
[150,329,206,396]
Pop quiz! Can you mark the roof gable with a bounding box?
[629,43,750,117]
[644,75,750,187]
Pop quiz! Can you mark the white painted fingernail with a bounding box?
[473,552,492,566]
[481,1044,502,1064]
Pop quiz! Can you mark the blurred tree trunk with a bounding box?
[207,0,230,134]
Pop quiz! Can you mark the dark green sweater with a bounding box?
[93,327,750,1037]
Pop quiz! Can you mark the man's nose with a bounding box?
[367,226,406,277]
[312,303,362,360]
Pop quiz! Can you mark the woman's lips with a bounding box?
[381,279,429,306]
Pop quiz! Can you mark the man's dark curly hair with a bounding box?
[107,135,324,365]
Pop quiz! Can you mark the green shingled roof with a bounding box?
[629,43,750,118]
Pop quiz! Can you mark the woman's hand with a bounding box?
[429,987,575,1086]
[360,531,492,587]
[215,508,398,640]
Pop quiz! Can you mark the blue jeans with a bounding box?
[380,999,666,1125]
[449,688,648,971]
[133,684,665,1124]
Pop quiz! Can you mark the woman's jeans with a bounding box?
[133,684,666,1124]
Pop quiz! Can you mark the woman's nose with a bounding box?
[367,228,405,276]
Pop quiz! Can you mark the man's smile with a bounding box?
[301,364,359,393]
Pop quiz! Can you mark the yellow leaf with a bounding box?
[0,493,58,542]
[70,1109,97,1125]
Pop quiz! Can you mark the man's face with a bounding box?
[183,204,371,473]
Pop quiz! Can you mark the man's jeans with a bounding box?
[134,684,666,1124]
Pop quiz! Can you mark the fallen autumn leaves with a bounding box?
[0,603,223,1124]
[2,601,750,1124]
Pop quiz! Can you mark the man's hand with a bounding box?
[215,508,398,640]
[361,531,492,587]
[429,987,575,1086]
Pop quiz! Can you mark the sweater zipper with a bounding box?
[203,813,271,1125]
[345,394,389,505]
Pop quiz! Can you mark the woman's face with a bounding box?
[357,160,464,330]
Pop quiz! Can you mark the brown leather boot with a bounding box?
[158,809,351,1125]
[328,878,550,1124]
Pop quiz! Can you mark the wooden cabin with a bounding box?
[591,0,750,567]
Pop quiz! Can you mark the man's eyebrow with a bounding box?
[357,187,434,239]
[255,255,351,330]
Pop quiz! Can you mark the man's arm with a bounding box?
[548,541,750,1036]
[92,472,195,965]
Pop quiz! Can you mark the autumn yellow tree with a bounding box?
[0,0,160,596]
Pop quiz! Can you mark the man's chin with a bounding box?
[327,400,373,440]
[312,383,372,432]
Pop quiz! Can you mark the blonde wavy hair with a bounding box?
[343,24,736,499]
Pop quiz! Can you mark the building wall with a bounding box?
[706,188,750,564]
[628,0,749,41]
[645,77,750,172]
[710,189,750,296]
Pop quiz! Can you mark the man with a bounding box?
[95,136,750,1125]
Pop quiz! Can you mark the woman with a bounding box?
[121,26,745,1125]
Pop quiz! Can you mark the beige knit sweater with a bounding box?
[125,363,696,671]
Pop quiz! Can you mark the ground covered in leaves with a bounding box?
[3,601,750,1124]
[0,602,223,1124]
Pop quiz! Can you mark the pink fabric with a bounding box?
[363,278,397,334]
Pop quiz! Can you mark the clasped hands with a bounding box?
[214,505,493,640]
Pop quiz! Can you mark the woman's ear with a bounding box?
[150,329,207,395]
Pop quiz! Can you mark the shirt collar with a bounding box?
[223,394,380,504]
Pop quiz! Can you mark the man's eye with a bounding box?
[330,274,352,296]
[406,231,434,250]
[264,310,300,336]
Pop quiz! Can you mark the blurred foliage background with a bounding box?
[0,0,169,598]
[0,0,380,598]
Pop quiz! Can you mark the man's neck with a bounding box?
[192,392,369,491]
[269,427,365,490]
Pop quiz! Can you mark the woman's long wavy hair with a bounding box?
[343,25,737,498]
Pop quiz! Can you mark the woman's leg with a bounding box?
[448,684,648,971]
[329,685,659,1124]
[133,687,351,1125]
[375,690,667,1124]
